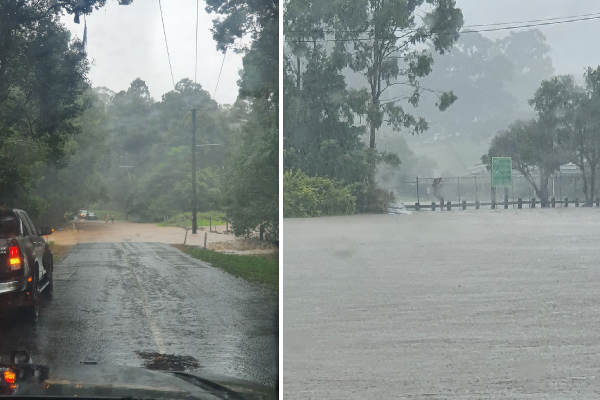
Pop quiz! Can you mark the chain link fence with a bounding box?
[395,172,599,210]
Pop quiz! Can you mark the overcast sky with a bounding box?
[458,0,600,81]
[60,0,600,106]
[60,0,243,105]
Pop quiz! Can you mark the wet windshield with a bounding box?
[1,0,278,396]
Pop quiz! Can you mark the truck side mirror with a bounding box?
[40,227,54,236]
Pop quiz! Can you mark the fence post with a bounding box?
[518,198,522,209]
[447,201,451,211]
[491,187,496,209]
[415,202,420,211]
[565,198,569,207]
[551,197,556,208]
[462,200,466,210]
[504,187,509,209]
[476,200,480,210]
[416,177,420,206]
[431,202,436,211]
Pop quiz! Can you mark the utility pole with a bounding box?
[180,107,216,234]
[180,107,199,234]
[191,108,197,234]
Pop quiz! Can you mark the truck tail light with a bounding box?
[8,244,21,271]
[3,370,16,383]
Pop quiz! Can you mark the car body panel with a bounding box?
[0,208,53,311]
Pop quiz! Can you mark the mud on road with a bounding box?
[284,208,600,399]
[0,242,278,387]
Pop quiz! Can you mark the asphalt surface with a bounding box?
[0,242,278,387]
[284,208,600,399]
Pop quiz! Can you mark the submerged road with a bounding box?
[0,242,278,387]
[285,209,600,399]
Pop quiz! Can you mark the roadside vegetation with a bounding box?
[0,0,278,243]
[284,0,463,215]
[49,241,73,265]
[176,245,278,292]
[158,211,226,228]
[283,170,356,217]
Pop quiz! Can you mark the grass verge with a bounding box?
[174,245,278,292]
[158,211,226,228]
[49,241,73,264]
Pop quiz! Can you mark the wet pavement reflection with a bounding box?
[0,242,278,387]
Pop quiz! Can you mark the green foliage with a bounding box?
[0,1,113,218]
[283,170,356,218]
[207,0,279,241]
[158,211,226,228]
[184,246,278,292]
[34,88,111,225]
[223,120,278,239]
[284,0,462,212]
[312,0,463,147]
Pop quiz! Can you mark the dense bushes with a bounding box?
[283,170,356,217]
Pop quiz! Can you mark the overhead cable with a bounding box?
[285,12,600,42]
[213,51,227,99]
[195,0,199,84]
[158,0,176,89]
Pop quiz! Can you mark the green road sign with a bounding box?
[491,157,512,187]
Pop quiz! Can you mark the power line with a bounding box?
[158,0,175,89]
[462,14,600,33]
[463,11,600,28]
[195,0,199,84]
[213,50,226,99]
[285,12,600,42]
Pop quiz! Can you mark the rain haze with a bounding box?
[460,0,600,78]
[1,0,278,396]
[60,0,244,104]
[284,1,600,398]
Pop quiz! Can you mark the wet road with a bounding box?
[284,209,600,399]
[0,242,277,387]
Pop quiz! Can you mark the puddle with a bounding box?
[135,351,200,371]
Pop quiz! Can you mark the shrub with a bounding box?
[283,170,356,217]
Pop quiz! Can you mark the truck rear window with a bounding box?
[0,211,21,239]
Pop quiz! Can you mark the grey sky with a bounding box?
[458,0,600,80]
[61,1,600,106]
[60,0,243,105]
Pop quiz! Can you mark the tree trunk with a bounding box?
[369,123,376,149]
[579,152,591,205]
[296,56,301,89]
[537,170,550,207]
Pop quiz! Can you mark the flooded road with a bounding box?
[0,242,278,387]
[284,209,600,398]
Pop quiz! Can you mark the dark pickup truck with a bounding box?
[0,208,54,319]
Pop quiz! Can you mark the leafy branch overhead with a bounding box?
[285,0,463,150]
